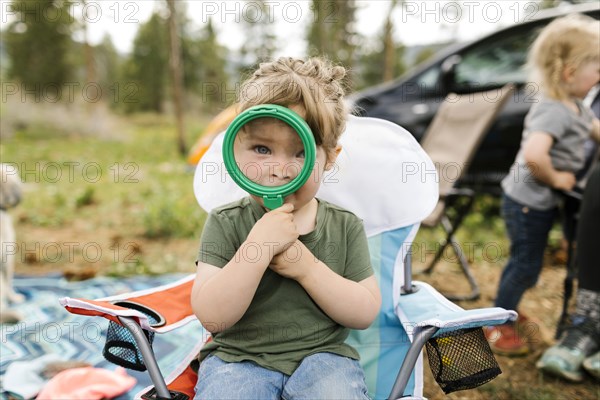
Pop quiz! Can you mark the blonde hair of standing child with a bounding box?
[527,13,600,101]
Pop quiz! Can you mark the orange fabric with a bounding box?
[187,105,239,165]
[167,365,198,398]
[65,302,128,326]
[130,280,194,326]
[66,280,194,328]
[65,306,121,325]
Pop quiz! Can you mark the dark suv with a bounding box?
[348,3,600,193]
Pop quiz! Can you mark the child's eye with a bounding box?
[253,145,270,155]
[296,150,305,158]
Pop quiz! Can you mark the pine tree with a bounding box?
[355,2,405,90]
[197,19,230,108]
[306,0,358,69]
[4,0,76,92]
[176,18,229,109]
[122,12,169,113]
[166,0,186,154]
[382,0,399,82]
[238,0,278,75]
[180,23,201,94]
[94,34,122,108]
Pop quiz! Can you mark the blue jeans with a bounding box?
[194,352,370,400]
[494,194,557,311]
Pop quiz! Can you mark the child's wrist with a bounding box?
[549,173,559,188]
[295,252,323,284]
[238,241,273,268]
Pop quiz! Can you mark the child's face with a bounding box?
[566,59,600,99]
[233,112,334,211]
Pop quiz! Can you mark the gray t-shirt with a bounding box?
[501,98,595,210]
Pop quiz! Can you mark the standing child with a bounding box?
[486,14,600,356]
[191,57,381,399]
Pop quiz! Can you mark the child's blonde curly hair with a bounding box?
[528,13,599,100]
[237,57,348,161]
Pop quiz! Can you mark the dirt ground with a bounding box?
[415,254,599,400]
[13,223,600,400]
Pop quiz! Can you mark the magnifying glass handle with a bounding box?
[263,195,283,210]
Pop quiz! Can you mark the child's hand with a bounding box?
[270,240,314,281]
[552,171,576,191]
[246,203,299,258]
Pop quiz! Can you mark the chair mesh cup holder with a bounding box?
[103,301,166,371]
[425,327,501,394]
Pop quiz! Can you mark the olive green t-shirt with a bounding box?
[196,196,373,375]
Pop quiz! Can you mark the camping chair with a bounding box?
[61,115,516,399]
[419,84,516,301]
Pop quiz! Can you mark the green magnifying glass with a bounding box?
[222,104,317,210]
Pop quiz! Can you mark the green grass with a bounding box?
[0,104,209,276]
[1,107,209,276]
[414,193,565,267]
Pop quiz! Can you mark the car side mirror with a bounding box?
[440,55,462,92]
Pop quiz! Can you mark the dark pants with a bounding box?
[494,194,557,311]
[577,164,600,292]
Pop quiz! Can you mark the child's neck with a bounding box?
[293,198,318,235]
[562,97,580,115]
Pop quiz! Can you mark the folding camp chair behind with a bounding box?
[61,115,516,400]
[419,84,516,301]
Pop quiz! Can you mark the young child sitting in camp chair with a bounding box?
[191,57,381,399]
[59,63,516,399]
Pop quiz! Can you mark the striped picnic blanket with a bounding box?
[0,273,204,399]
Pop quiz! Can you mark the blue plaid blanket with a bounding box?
[1,274,204,399]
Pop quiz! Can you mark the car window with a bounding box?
[415,66,441,91]
[454,26,542,88]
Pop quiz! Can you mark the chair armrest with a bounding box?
[396,282,516,395]
[397,281,516,338]
[60,274,196,333]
